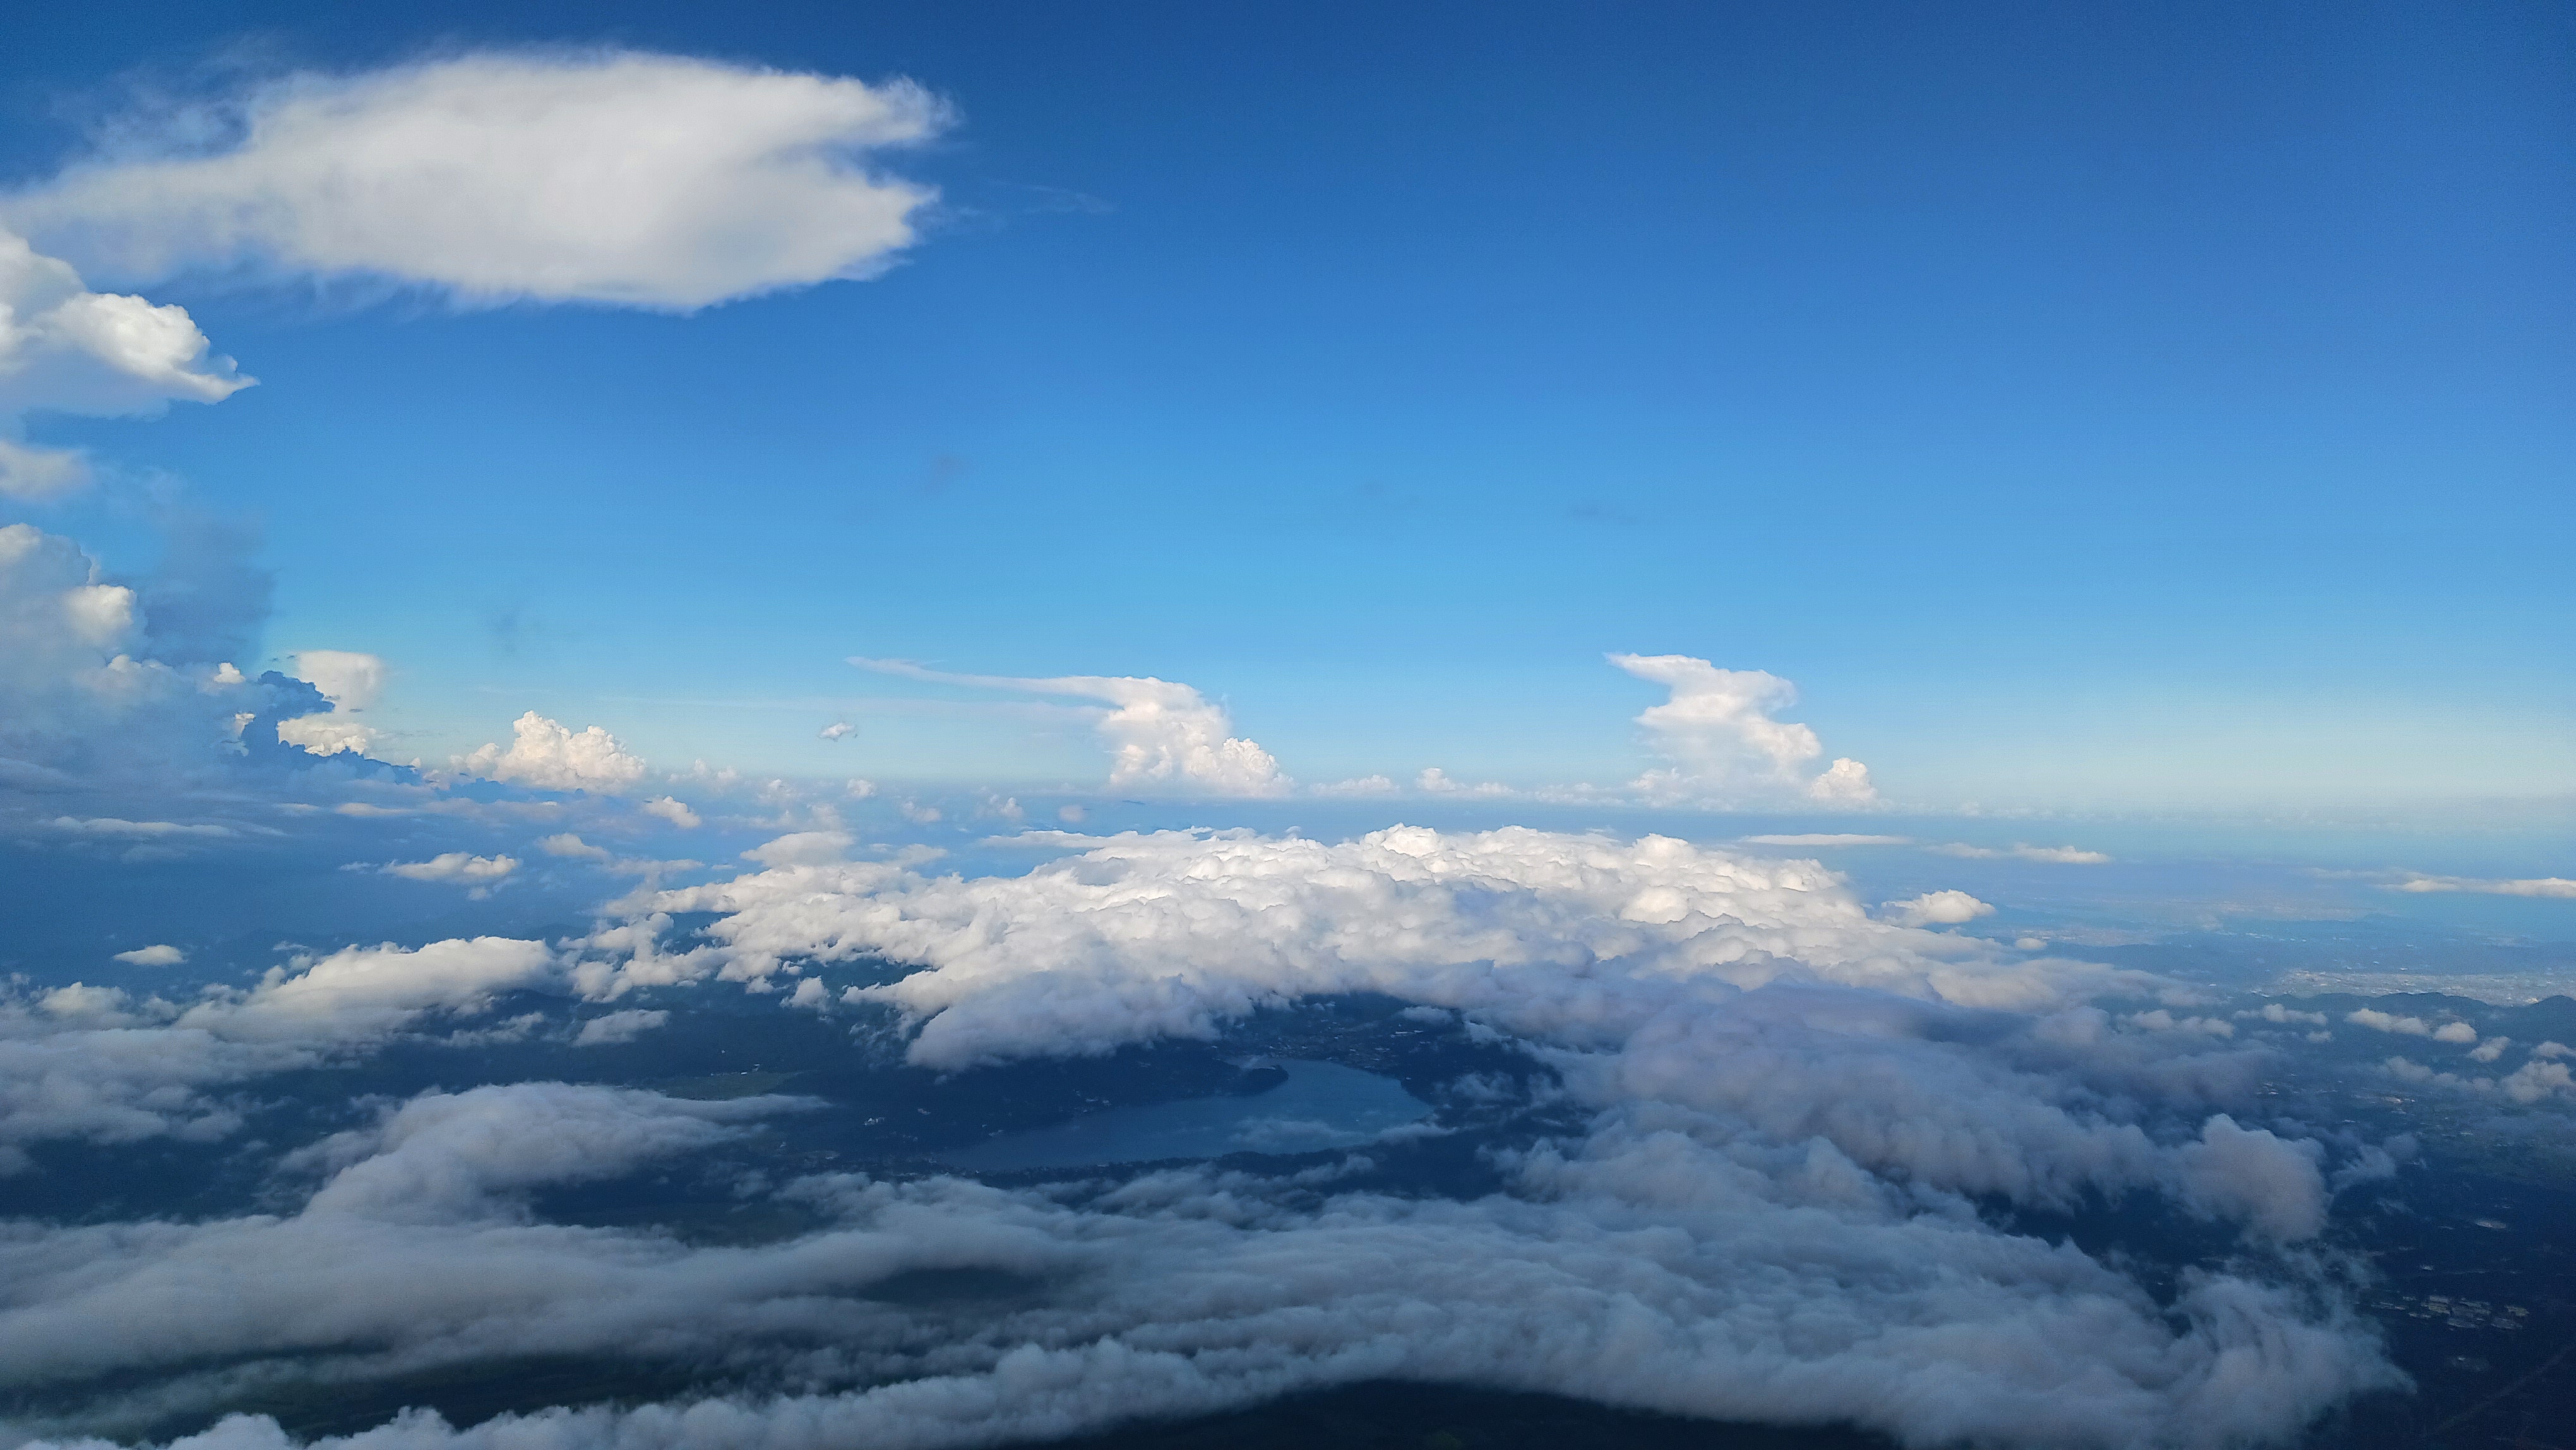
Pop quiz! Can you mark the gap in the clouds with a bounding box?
[939,1058,1433,1173]
[532,989,1571,1219]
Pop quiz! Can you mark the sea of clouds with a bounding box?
[3,822,2419,1450]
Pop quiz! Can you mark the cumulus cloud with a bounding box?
[2127,1009,2234,1038]
[1414,767,1509,796]
[2501,1059,2575,1103]
[741,830,852,867]
[456,711,647,793]
[6,52,948,311]
[0,937,558,1166]
[852,659,1289,797]
[2344,1008,2482,1040]
[0,523,347,789]
[572,1009,669,1046]
[1880,889,1996,928]
[640,795,701,829]
[2240,1003,2329,1027]
[1309,774,1398,797]
[109,944,184,966]
[378,853,518,885]
[819,721,856,741]
[537,833,611,860]
[2392,875,2576,899]
[1609,654,1875,806]
[273,712,374,757]
[287,650,385,709]
[0,231,251,496]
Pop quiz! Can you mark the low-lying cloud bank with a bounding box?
[0,827,2426,1450]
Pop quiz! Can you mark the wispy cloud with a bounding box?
[2390,875,2576,899]
[1933,842,2113,864]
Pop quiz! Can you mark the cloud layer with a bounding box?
[0,825,2430,1450]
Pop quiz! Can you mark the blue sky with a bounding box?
[2,1,2570,813]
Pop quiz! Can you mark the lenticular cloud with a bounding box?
[3,827,2400,1450]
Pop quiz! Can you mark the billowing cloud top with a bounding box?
[6,52,949,310]
[456,711,649,793]
[1612,654,1876,806]
[0,231,250,497]
[852,659,1291,797]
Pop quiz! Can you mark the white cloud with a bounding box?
[536,832,611,860]
[2500,1058,2574,1103]
[109,944,184,966]
[49,816,234,839]
[0,937,561,1167]
[379,853,519,886]
[2240,1003,2329,1027]
[1609,654,1875,806]
[287,650,386,709]
[1881,890,1996,928]
[2126,1009,2234,1038]
[1309,774,1398,797]
[274,712,376,757]
[572,1009,669,1046]
[819,721,856,741]
[457,711,647,793]
[1936,843,2114,864]
[2172,1115,2326,1240]
[742,830,852,867]
[852,659,1291,797]
[194,937,558,1041]
[2393,875,2576,899]
[0,230,251,498]
[6,52,948,311]
[1808,755,1875,801]
[642,827,2141,1073]
[1414,767,1510,796]
[0,437,87,499]
[0,1117,2384,1449]
[2346,1008,2439,1038]
[1740,834,1911,846]
[639,795,702,829]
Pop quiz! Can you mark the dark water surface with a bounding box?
[944,1059,1433,1172]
